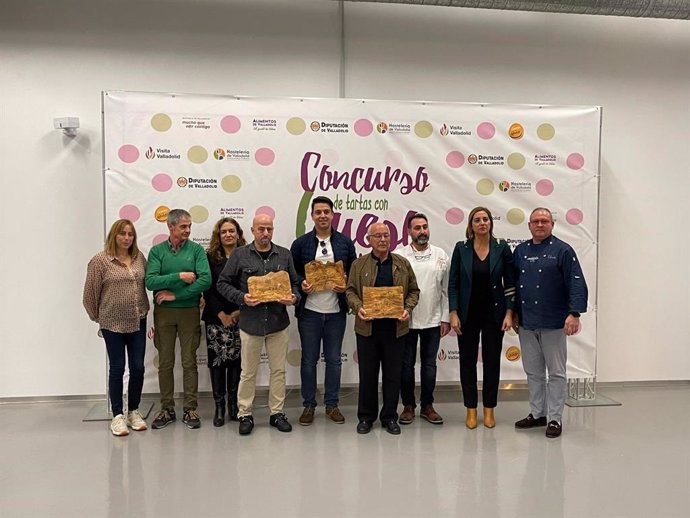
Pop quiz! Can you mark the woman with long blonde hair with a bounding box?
[83,219,150,436]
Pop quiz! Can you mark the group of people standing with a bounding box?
[83,198,587,440]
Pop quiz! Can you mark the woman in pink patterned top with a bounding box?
[83,219,150,437]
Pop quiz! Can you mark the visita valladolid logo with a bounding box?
[146,146,180,160]
[439,122,472,136]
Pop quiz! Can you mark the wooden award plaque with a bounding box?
[247,271,292,303]
[362,286,404,318]
[304,260,346,291]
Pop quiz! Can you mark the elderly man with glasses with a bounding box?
[346,222,419,435]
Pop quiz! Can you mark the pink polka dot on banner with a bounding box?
[567,153,585,170]
[566,208,584,225]
[536,179,554,196]
[152,234,168,246]
[385,150,403,167]
[446,151,465,168]
[255,206,276,219]
[119,205,140,222]
[445,208,465,225]
[220,115,241,134]
[151,173,173,192]
[255,147,275,166]
[118,145,139,163]
[354,118,373,137]
[477,122,495,140]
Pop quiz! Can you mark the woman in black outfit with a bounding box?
[448,207,515,429]
[203,217,246,426]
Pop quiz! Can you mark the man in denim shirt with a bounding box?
[290,196,357,426]
[217,213,300,435]
[513,208,588,438]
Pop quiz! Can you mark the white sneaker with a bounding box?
[126,409,148,431]
[110,414,129,436]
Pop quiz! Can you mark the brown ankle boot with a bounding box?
[466,408,478,429]
[483,407,495,428]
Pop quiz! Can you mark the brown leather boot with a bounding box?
[466,408,478,429]
[483,407,495,428]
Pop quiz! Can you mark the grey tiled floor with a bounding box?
[1,385,688,518]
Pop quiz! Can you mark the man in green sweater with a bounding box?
[145,209,211,430]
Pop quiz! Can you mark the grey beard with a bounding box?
[414,235,429,246]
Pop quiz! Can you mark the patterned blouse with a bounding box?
[83,251,150,333]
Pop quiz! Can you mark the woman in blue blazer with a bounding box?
[448,207,515,429]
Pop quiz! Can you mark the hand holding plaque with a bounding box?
[304,260,346,292]
[247,271,293,303]
[362,286,404,319]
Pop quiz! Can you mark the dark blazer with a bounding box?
[448,238,515,325]
[290,228,357,317]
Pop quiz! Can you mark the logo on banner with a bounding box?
[310,121,350,134]
[181,116,211,130]
[440,123,472,136]
[534,154,557,166]
[145,146,180,160]
[438,349,447,361]
[220,207,245,218]
[509,123,524,139]
[375,121,410,134]
[506,346,521,361]
[177,178,218,189]
[154,206,170,222]
[252,119,277,132]
[214,148,250,161]
[467,154,505,166]
[500,180,532,192]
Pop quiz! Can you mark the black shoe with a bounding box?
[515,414,547,429]
[213,402,225,427]
[357,420,372,434]
[238,415,254,435]
[382,420,401,435]
[151,409,176,429]
[269,413,292,432]
[183,409,201,429]
[546,420,562,438]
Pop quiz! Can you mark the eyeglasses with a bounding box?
[368,233,390,240]
[320,240,327,255]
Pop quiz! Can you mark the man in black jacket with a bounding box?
[217,213,300,435]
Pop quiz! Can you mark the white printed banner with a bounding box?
[103,91,600,392]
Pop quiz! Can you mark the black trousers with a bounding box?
[210,360,241,402]
[458,315,504,408]
[356,330,406,423]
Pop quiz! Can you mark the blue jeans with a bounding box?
[298,309,346,408]
[400,326,441,408]
[102,319,147,416]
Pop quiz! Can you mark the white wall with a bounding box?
[1,0,688,397]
